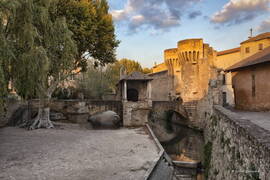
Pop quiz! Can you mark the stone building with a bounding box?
[226,46,270,111]
[151,32,270,109]
[149,39,219,127]
[150,39,217,103]
[117,71,153,126]
[215,32,270,106]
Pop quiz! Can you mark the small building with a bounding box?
[117,72,153,126]
[215,32,270,107]
[226,46,270,111]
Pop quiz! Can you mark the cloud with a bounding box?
[111,0,201,33]
[258,18,270,32]
[188,11,202,19]
[211,0,270,25]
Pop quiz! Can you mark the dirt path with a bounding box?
[0,124,159,180]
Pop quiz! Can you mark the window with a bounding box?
[259,43,263,50]
[222,74,226,85]
[245,47,250,53]
[252,74,256,97]
[222,92,227,107]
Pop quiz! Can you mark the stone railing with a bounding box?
[144,124,174,180]
[204,106,270,180]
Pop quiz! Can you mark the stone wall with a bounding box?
[148,71,173,101]
[232,63,270,111]
[0,99,26,127]
[204,106,270,180]
[31,100,123,124]
[144,124,174,180]
[123,101,151,127]
[152,101,187,117]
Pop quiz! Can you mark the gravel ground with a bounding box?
[0,124,159,180]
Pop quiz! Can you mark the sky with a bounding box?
[108,0,270,68]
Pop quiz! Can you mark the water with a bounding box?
[161,123,205,180]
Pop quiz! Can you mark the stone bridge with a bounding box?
[152,101,188,119]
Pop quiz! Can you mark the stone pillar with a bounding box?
[147,81,152,100]
[123,80,127,101]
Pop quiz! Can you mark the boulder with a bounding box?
[88,111,121,129]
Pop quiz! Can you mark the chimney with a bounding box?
[248,28,253,39]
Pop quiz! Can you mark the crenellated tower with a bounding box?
[164,38,217,103]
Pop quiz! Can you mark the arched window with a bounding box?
[127,89,139,102]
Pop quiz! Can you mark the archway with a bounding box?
[127,88,139,102]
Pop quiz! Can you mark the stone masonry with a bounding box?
[204,106,270,180]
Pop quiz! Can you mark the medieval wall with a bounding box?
[215,50,241,70]
[31,100,123,123]
[152,63,168,73]
[122,101,151,127]
[163,39,217,104]
[149,71,173,101]
[204,106,270,180]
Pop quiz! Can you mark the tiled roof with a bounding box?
[241,32,270,44]
[226,46,270,72]
[217,47,240,56]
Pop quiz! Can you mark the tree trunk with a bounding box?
[29,93,54,130]
[29,78,61,130]
[29,107,54,130]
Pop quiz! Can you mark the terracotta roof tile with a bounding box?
[217,47,240,56]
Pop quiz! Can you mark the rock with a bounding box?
[88,111,121,129]
[50,112,66,121]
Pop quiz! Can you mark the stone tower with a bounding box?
[164,39,216,103]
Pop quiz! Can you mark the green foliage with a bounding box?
[0,0,119,102]
[204,141,213,180]
[246,163,260,180]
[0,0,12,112]
[1,0,77,99]
[77,63,114,99]
[115,58,143,74]
[57,0,119,70]
[52,86,77,99]
[104,58,150,91]
[143,68,152,74]
[92,0,119,66]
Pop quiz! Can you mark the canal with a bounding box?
[149,110,205,180]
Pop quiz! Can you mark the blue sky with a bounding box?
[108,0,270,68]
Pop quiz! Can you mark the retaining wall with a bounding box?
[204,106,270,180]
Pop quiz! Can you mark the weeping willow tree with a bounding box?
[0,1,11,114]
[0,0,77,129]
[0,0,118,129]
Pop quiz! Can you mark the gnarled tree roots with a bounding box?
[29,107,54,130]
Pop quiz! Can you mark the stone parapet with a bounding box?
[123,101,152,127]
[204,106,270,180]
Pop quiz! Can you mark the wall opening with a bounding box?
[252,74,256,97]
[127,89,139,102]
[222,92,227,106]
